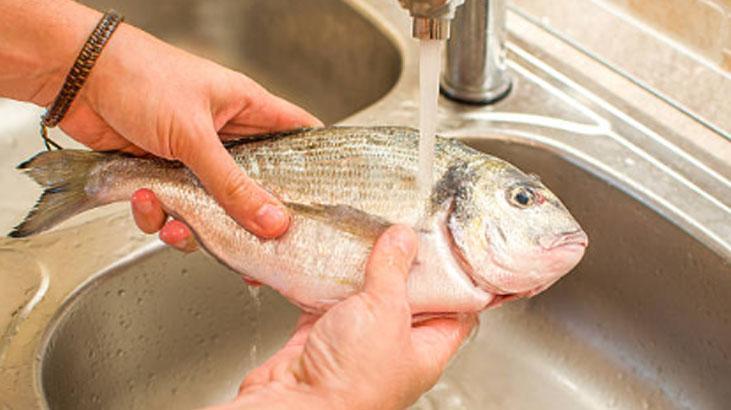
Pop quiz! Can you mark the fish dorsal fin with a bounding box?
[222,127,314,149]
[285,202,391,242]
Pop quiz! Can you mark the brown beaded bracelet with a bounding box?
[40,10,124,151]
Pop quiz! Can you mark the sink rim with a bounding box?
[2,0,730,408]
[34,133,731,409]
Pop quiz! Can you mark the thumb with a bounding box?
[177,126,290,238]
[364,225,418,300]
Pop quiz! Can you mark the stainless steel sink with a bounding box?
[1,0,730,409]
[41,248,300,409]
[422,138,731,409]
[36,137,731,410]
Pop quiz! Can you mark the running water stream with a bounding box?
[417,40,443,199]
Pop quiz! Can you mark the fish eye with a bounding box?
[508,186,536,208]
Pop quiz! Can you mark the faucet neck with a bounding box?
[441,0,512,104]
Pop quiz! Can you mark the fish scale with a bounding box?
[227,128,478,223]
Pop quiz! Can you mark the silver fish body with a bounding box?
[11,127,587,315]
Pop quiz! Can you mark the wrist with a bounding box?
[0,0,101,106]
[31,2,103,106]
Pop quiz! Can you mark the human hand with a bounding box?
[31,3,321,239]
[131,189,260,285]
[207,225,478,410]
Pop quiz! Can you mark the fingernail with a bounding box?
[160,220,187,244]
[254,204,288,234]
[134,198,154,214]
[173,236,197,253]
[132,190,155,213]
[241,276,262,287]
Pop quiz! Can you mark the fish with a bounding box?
[9,127,588,316]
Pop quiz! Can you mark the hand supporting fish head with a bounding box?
[438,160,588,305]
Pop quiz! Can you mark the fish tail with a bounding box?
[9,150,108,238]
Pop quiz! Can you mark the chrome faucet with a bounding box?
[397,0,465,40]
[399,0,512,104]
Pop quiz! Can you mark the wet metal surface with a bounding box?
[0,0,729,409]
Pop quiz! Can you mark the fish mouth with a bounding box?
[541,229,589,251]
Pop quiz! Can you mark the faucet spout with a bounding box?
[398,0,465,39]
[441,0,511,104]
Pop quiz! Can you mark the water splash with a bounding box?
[247,285,262,366]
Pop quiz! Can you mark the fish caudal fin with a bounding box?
[9,150,106,238]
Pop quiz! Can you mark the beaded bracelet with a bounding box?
[40,10,124,151]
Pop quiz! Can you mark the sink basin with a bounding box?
[40,137,731,409]
[80,0,402,125]
[425,138,731,409]
[41,248,300,409]
[2,0,729,409]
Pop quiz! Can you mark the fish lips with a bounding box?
[539,229,589,251]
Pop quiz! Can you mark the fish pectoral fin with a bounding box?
[285,202,391,242]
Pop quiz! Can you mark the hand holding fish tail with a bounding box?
[207,226,478,410]
[66,21,322,238]
[131,189,197,252]
[0,0,321,239]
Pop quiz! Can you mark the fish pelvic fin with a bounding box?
[9,150,107,238]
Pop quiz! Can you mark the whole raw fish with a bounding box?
[10,127,587,316]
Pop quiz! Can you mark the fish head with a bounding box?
[445,160,588,300]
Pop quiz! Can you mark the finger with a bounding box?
[221,78,323,134]
[262,93,323,128]
[240,341,305,392]
[131,189,167,233]
[179,131,290,239]
[119,144,148,157]
[159,219,198,252]
[411,314,478,379]
[239,314,317,392]
[241,276,262,287]
[363,225,418,300]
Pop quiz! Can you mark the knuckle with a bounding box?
[365,290,408,316]
[170,134,194,164]
[219,167,261,209]
[351,296,382,325]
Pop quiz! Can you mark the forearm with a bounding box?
[0,0,100,105]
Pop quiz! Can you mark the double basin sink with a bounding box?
[1,0,729,409]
